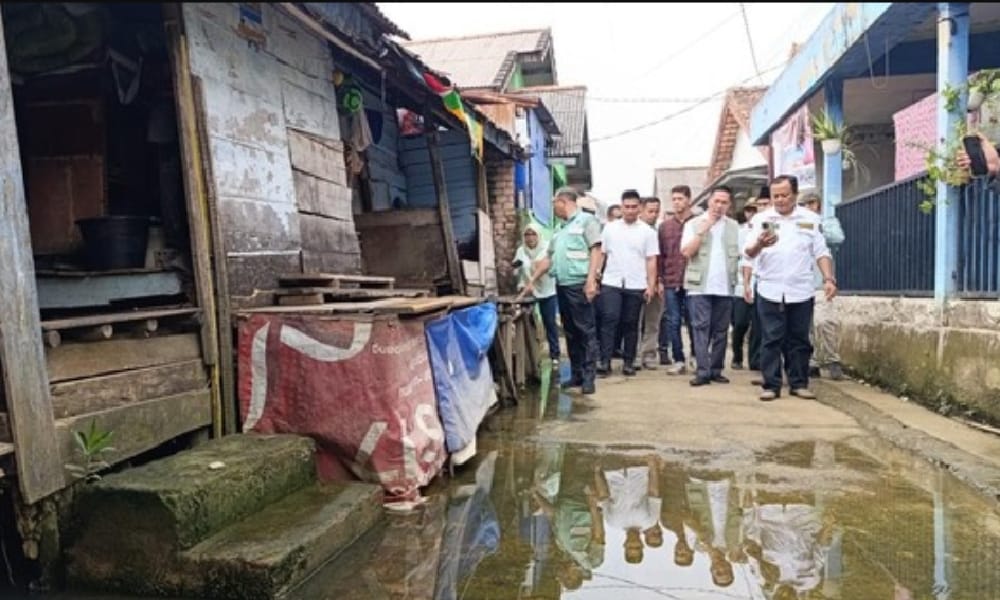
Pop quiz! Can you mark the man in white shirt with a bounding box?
[596,190,659,377]
[681,186,741,386]
[744,175,838,401]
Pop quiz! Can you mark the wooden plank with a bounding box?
[166,8,219,374]
[192,75,237,436]
[425,125,465,296]
[514,317,526,387]
[57,389,212,474]
[279,273,396,288]
[353,208,440,229]
[0,443,12,459]
[277,293,325,306]
[286,129,348,185]
[36,271,184,310]
[0,16,65,502]
[41,308,199,332]
[46,334,202,384]
[272,287,429,300]
[50,360,207,419]
[0,412,9,443]
[237,298,409,315]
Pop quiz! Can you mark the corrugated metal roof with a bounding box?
[400,29,549,89]
[513,85,587,157]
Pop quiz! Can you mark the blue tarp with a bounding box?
[424,303,498,461]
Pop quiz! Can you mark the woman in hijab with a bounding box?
[516,223,560,365]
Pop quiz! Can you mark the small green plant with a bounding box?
[65,420,115,483]
[810,108,847,142]
[941,83,961,113]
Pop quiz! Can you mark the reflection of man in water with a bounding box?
[684,467,741,588]
[741,441,840,598]
[593,455,663,565]
[530,447,606,591]
[660,462,696,567]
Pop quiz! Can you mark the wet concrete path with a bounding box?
[291,365,1000,599]
[17,364,1000,599]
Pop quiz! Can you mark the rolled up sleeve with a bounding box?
[584,218,602,248]
[811,222,832,261]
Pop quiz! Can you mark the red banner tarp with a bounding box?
[237,314,447,505]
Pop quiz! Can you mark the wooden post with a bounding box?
[164,5,223,437]
[0,17,65,502]
[426,123,465,296]
[192,76,237,435]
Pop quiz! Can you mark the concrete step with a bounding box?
[67,434,316,593]
[182,482,383,600]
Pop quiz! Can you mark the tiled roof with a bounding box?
[359,3,409,39]
[706,86,768,185]
[400,29,550,89]
[512,85,587,157]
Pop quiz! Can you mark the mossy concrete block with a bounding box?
[184,482,383,600]
[66,434,316,594]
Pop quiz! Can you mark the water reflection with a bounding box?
[295,416,1000,600]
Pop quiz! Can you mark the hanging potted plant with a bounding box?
[914,120,972,213]
[967,69,1000,112]
[811,109,847,155]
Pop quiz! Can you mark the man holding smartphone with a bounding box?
[744,176,837,402]
[957,132,1000,178]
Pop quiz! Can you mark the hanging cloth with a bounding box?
[109,48,143,105]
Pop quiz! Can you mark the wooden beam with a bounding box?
[46,334,202,384]
[425,123,465,296]
[164,5,223,438]
[191,76,236,436]
[0,17,65,502]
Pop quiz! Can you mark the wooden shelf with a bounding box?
[41,307,199,332]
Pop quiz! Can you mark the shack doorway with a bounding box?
[0,3,215,507]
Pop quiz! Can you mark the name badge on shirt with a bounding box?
[797,222,815,230]
[567,225,584,234]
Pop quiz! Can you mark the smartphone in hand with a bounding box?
[963,135,990,177]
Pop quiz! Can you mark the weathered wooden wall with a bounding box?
[399,130,479,258]
[357,83,407,211]
[182,3,358,306]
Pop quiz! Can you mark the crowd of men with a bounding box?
[517,175,844,401]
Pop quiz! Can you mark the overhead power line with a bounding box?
[588,61,786,144]
[634,8,743,81]
[739,3,763,84]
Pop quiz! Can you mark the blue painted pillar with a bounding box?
[821,78,843,220]
[934,2,970,303]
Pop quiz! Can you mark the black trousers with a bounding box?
[732,297,759,368]
[758,296,814,394]
[598,285,644,365]
[689,295,733,379]
[557,284,599,385]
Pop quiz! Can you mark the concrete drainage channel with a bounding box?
[814,380,1000,510]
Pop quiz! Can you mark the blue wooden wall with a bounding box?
[399,131,479,257]
[527,108,552,225]
[356,83,408,211]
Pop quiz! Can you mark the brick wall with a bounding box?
[487,158,518,294]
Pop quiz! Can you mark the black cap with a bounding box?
[757,185,771,199]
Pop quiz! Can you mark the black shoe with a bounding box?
[561,377,583,389]
[750,378,764,386]
[597,363,611,378]
[659,351,671,365]
[809,365,821,378]
[731,362,744,370]
[623,365,637,376]
[711,375,730,384]
[612,349,624,359]
[581,381,596,395]
[689,377,711,387]
[828,363,845,381]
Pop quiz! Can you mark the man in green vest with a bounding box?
[681,186,741,387]
[522,187,603,394]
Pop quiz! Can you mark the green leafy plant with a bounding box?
[969,69,1000,98]
[810,108,848,142]
[913,120,971,214]
[65,420,115,483]
[941,83,961,113]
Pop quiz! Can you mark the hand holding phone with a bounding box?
[963,135,990,177]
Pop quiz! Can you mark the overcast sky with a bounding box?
[378,2,834,203]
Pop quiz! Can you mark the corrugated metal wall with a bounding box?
[399,131,479,258]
